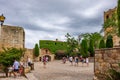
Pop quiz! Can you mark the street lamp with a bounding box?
[0,14,5,26]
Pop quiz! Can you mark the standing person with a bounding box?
[69,56,73,66]
[82,58,86,67]
[42,56,47,68]
[46,56,49,62]
[27,57,32,67]
[86,57,89,66]
[13,59,20,77]
[75,56,79,66]
[62,57,66,64]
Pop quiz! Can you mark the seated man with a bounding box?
[13,59,20,77]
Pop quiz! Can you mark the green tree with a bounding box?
[65,33,78,56]
[118,0,120,36]
[34,43,39,57]
[90,32,103,49]
[99,39,106,49]
[80,32,102,49]
[0,47,24,77]
[106,35,113,48]
[88,39,94,57]
[80,39,88,57]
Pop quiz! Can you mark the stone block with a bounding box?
[111,64,119,68]
[24,67,31,73]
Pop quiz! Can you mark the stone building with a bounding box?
[0,25,55,62]
[33,48,55,62]
[39,48,55,61]
[104,7,120,47]
[0,25,25,51]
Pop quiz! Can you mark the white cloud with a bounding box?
[0,0,117,48]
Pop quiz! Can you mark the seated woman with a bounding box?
[8,65,14,77]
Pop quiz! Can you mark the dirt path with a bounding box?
[33,60,94,80]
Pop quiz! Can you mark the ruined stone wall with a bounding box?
[0,25,25,50]
[94,48,120,80]
[104,7,120,47]
[23,48,34,62]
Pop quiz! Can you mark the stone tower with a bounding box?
[104,7,120,47]
[0,25,25,50]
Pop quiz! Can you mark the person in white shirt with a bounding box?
[86,57,89,66]
[13,59,20,77]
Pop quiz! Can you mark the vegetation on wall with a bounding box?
[103,13,117,30]
[34,43,39,57]
[118,0,120,36]
[40,40,68,54]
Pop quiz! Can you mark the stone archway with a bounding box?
[45,55,51,61]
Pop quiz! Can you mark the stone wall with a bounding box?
[94,48,120,80]
[23,48,34,62]
[0,25,25,51]
[104,7,120,47]
[23,48,55,62]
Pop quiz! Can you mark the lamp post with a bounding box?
[0,14,5,26]
[0,14,5,40]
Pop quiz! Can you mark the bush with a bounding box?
[106,35,113,48]
[99,39,106,49]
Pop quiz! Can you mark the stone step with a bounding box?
[25,72,38,80]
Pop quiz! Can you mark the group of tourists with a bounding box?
[62,56,89,67]
[8,57,33,77]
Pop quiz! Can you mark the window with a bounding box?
[106,15,109,19]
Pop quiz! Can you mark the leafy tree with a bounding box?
[80,32,102,49]
[99,39,106,49]
[65,33,78,56]
[80,39,88,57]
[106,35,113,48]
[118,0,120,36]
[90,32,103,49]
[0,47,24,77]
[34,43,39,57]
[88,39,94,57]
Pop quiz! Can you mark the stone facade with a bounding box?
[39,48,55,61]
[22,48,34,62]
[23,48,55,62]
[104,7,120,47]
[0,25,25,51]
[94,48,120,80]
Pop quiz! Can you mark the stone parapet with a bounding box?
[94,48,120,80]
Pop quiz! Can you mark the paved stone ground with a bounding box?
[33,60,94,80]
[0,60,94,80]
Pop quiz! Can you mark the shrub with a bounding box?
[106,35,113,48]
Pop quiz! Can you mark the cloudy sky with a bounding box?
[0,0,117,49]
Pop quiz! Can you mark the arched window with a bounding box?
[106,15,109,19]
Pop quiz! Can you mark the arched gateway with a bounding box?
[39,48,55,61]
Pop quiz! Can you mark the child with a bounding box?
[19,65,24,76]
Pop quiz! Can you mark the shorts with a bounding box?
[14,69,19,72]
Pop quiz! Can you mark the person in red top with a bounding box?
[43,56,47,68]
